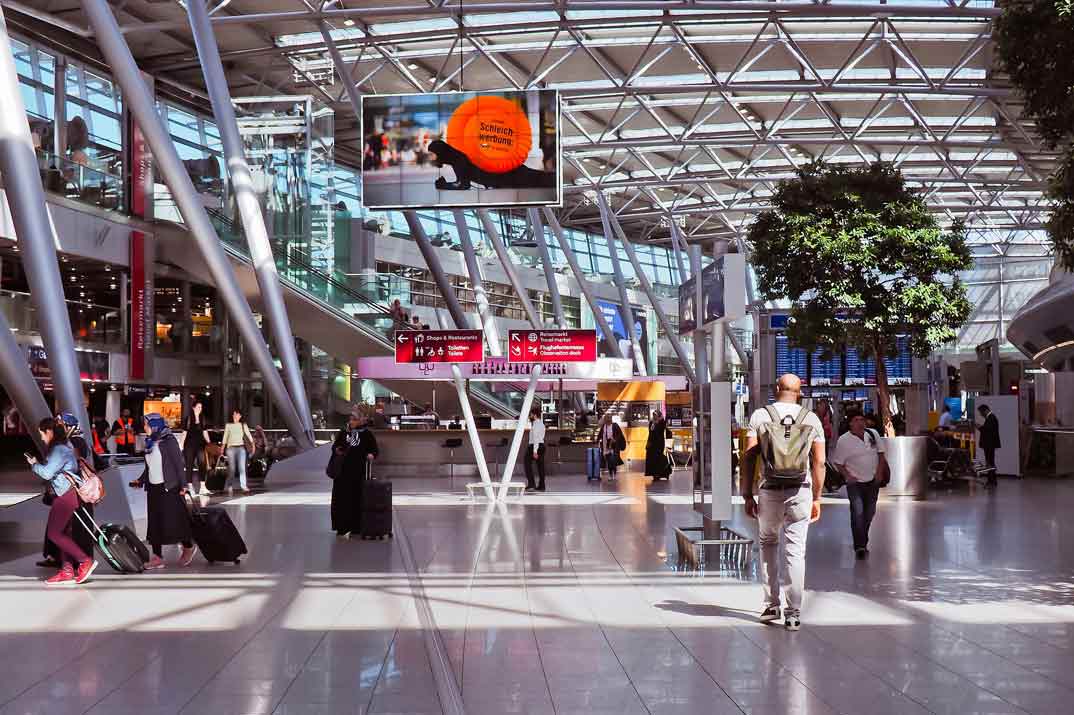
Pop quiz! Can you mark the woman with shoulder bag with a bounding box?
[221,408,255,495]
[330,406,379,537]
[141,414,197,569]
[596,413,626,480]
[644,410,673,481]
[26,418,98,586]
[38,413,97,569]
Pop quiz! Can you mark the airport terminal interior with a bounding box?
[1,1,1073,714]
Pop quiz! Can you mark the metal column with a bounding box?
[690,246,709,381]
[498,365,542,500]
[669,221,689,283]
[187,0,313,438]
[80,0,313,449]
[528,208,565,327]
[451,364,495,500]
[542,207,623,359]
[454,209,501,357]
[318,21,364,125]
[597,195,647,375]
[404,211,471,330]
[0,7,90,432]
[603,199,697,385]
[478,209,541,328]
[0,312,51,452]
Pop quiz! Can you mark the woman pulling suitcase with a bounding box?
[329,406,379,537]
[140,413,197,569]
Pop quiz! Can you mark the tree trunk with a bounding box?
[874,340,896,437]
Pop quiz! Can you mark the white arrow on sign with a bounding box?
[511,332,521,342]
[397,335,409,343]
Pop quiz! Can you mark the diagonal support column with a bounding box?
[690,245,709,382]
[498,364,542,501]
[602,196,697,385]
[318,21,364,125]
[0,311,51,453]
[542,207,623,359]
[451,364,494,500]
[454,209,501,357]
[187,0,313,438]
[528,208,564,327]
[598,194,647,376]
[0,7,89,432]
[669,221,689,283]
[404,211,471,329]
[80,0,313,449]
[478,209,542,327]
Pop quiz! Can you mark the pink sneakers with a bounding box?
[74,559,98,585]
[45,566,76,587]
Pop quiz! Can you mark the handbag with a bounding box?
[326,450,344,480]
[65,457,106,505]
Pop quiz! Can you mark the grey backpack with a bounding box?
[756,405,815,487]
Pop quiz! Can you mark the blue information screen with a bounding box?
[809,349,842,386]
[844,347,875,385]
[775,334,808,379]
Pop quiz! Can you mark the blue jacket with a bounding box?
[32,443,79,497]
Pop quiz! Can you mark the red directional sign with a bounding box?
[507,329,598,363]
[395,329,485,364]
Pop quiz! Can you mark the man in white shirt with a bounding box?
[524,407,547,492]
[742,374,825,632]
[831,410,889,559]
[938,404,953,429]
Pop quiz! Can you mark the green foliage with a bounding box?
[995,0,1074,265]
[747,162,973,361]
[994,0,1074,149]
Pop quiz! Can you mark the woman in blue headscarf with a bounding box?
[141,413,196,568]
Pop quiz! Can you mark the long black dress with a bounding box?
[330,427,380,535]
[644,419,673,479]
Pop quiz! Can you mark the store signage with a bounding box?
[394,329,484,364]
[129,230,154,380]
[506,329,597,363]
[358,355,633,381]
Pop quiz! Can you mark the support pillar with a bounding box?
[528,208,565,327]
[542,207,622,359]
[690,246,709,382]
[597,195,647,375]
[669,221,689,283]
[80,0,313,449]
[478,209,541,328]
[499,365,542,500]
[602,196,696,385]
[188,0,314,438]
[455,209,501,357]
[0,311,51,452]
[0,7,89,432]
[452,364,494,500]
[404,211,470,330]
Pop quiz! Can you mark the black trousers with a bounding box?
[524,444,546,489]
[983,447,997,487]
[183,444,205,493]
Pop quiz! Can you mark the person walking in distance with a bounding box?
[330,406,379,537]
[140,414,197,569]
[181,399,212,497]
[524,407,547,493]
[26,418,98,586]
[596,413,626,480]
[222,408,254,495]
[112,408,136,456]
[977,404,1001,489]
[741,374,825,631]
[831,410,889,560]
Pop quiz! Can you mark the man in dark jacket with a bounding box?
[977,404,1001,489]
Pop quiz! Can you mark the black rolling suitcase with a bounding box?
[188,502,247,564]
[73,508,149,574]
[360,465,392,540]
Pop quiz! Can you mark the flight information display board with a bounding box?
[775,334,808,380]
[809,349,842,386]
[844,347,876,386]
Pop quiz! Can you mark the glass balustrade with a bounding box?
[34,150,124,213]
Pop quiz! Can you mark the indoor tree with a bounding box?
[747,162,973,436]
[994,0,1074,268]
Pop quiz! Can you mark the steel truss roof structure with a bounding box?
[11,1,1061,261]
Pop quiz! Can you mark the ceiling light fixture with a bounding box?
[343,19,355,27]
[407,62,419,70]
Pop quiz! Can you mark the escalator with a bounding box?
[153,210,518,419]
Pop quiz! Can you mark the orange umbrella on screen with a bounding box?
[446,96,532,174]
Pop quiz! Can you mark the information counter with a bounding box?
[366,428,593,478]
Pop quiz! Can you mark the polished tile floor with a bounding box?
[2,450,1074,715]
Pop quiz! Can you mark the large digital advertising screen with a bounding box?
[596,299,649,373]
[361,90,561,209]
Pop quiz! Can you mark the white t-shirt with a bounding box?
[145,446,164,485]
[747,403,825,445]
[832,429,885,483]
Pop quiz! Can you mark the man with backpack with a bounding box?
[831,410,889,560]
[742,374,826,631]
